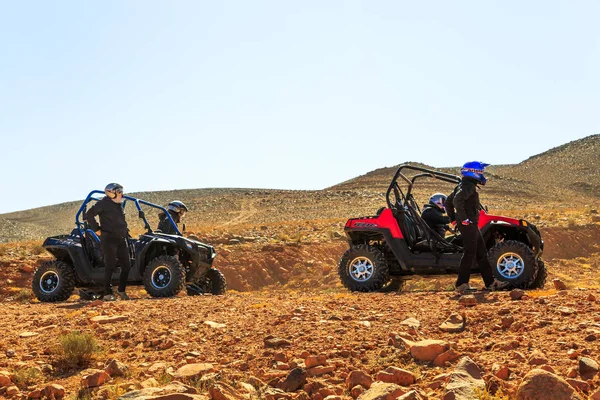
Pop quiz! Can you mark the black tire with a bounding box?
[188,268,227,296]
[143,255,186,298]
[338,244,389,292]
[529,259,547,289]
[487,240,538,289]
[32,260,76,302]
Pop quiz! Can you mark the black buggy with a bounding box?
[32,191,226,302]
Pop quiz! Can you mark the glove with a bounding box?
[461,219,472,226]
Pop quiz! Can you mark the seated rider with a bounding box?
[157,201,188,235]
[421,193,451,238]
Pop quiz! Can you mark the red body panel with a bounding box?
[477,209,520,228]
[345,208,403,238]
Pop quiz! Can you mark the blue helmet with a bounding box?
[461,161,490,185]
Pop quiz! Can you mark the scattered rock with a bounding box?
[397,391,423,400]
[209,382,245,400]
[442,357,485,400]
[403,339,450,362]
[264,337,292,348]
[566,378,590,394]
[173,363,214,381]
[278,368,307,392]
[90,315,128,324]
[105,359,128,377]
[578,357,599,379]
[305,355,327,368]
[81,369,110,388]
[458,295,477,307]
[553,279,567,290]
[356,382,406,400]
[19,331,39,338]
[510,289,525,300]
[439,313,465,333]
[204,321,226,329]
[433,349,461,367]
[400,318,421,329]
[558,307,575,316]
[346,370,372,390]
[307,365,335,376]
[375,366,415,386]
[119,382,203,399]
[516,369,583,400]
[528,350,548,365]
[42,384,65,399]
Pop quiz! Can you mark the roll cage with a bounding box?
[76,190,181,242]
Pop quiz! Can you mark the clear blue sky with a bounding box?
[1,1,598,213]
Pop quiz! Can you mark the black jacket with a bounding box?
[421,204,450,237]
[85,196,129,237]
[445,177,482,224]
[157,210,180,235]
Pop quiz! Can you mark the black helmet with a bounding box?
[429,193,447,211]
[105,183,124,199]
[167,200,188,215]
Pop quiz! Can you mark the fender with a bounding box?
[345,208,403,239]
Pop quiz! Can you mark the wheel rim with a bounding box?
[40,271,60,294]
[496,252,525,279]
[151,266,172,289]
[349,257,374,282]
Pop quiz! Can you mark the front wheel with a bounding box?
[143,255,186,298]
[338,244,389,292]
[487,240,538,289]
[32,260,76,302]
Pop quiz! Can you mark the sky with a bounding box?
[0,1,598,213]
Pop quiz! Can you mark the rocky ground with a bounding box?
[2,284,600,400]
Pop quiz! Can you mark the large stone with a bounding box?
[403,339,449,362]
[442,357,485,400]
[19,331,39,338]
[375,367,415,386]
[458,295,477,307]
[439,314,465,333]
[307,365,335,376]
[357,382,406,400]
[578,357,599,379]
[81,369,110,388]
[119,382,202,399]
[0,372,12,386]
[516,369,583,400]
[510,289,525,300]
[346,370,373,390]
[278,368,307,392]
[173,363,214,381]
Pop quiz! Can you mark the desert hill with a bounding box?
[1,135,598,243]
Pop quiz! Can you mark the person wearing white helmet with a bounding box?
[157,200,188,235]
[85,183,131,301]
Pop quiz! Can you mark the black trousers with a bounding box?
[100,234,131,294]
[456,224,494,287]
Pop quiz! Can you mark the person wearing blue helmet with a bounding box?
[445,162,509,293]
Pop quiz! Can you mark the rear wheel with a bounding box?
[143,255,186,298]
[338,244,389,292]
[32,260,76,302]
[529,259,547,289]
[188,268,227,295]
[487,241,538,289]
